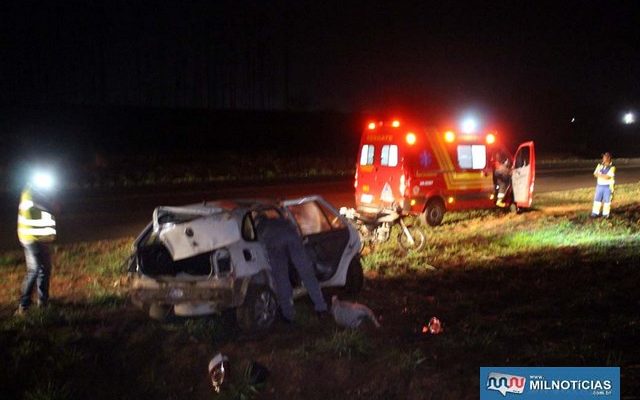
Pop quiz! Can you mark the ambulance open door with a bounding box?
[512,141,535,208]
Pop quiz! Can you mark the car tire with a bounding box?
[420,199,445,227]
[344,257,364,295]
[236,285,277,333]
[148,303,173,322]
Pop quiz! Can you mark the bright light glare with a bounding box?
[368,122,376,130]
[486,133,496,144]
[32,171,54,190]
[461,117,478,133]
[444,131,456,143]
[392,120,400,128]
[405,132,416,145]
[623,112,635,124]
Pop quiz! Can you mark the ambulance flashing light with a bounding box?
[444,130,456,143]
[405,132,416,145]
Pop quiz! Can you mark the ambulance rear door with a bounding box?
[356,135,404,212]
[511,141,535,208]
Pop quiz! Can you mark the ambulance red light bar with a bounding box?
[368,122,376,130]
[392,120,401,128]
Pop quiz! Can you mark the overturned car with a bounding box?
[128,195,363,333]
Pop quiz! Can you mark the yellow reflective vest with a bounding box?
[17,187,57,244]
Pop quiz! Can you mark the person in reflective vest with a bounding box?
[591,152,615,218]
[16,184,57,314]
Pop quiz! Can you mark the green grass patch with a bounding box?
[23,381,72,400]
[2,307,66,331]
[363,183,640,272]
[215,361,266,400]
[54,239,132,278]
[314,329,372,360]
[0,250,23,268]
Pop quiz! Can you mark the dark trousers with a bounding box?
[19,242,52,309]
[268,239,328,320]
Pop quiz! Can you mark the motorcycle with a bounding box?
[340,207,426,252]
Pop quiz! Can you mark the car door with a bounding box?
[511,141,535,208]
[281,197,350,281]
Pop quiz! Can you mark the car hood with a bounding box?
[154,206,242,261]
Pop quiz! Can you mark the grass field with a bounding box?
[1,184,639,399]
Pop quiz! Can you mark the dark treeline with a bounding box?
[1,1,291,110]
[1,106,362,162]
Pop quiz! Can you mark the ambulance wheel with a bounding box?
[344,257,364,295]
[398,226,426,252]
[421,199,445,226]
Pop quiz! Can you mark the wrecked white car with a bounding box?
[128,195,363,333]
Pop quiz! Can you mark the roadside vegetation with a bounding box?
[1,184,639,399]
[2,154,357,192]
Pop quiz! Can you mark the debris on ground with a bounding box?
[331,295,381,329]
[427,317,442,334]
[208,353,229,393]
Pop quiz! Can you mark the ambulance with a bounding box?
[354,118,535,226]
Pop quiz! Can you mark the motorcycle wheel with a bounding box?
[397,225,426,252]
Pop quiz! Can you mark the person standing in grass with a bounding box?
[15,172,58,315]
[591,152,615,218]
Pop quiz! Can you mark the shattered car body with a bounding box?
[128,195,363,332]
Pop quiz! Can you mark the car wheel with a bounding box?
[148,303,173,322]
[397,225,426,252]
[344,257,364,295]
[420,199,445,227]
[236,285,277,333]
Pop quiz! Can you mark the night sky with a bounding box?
[1,0,639,154]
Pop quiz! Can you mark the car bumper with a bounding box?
[130,275,240,310]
